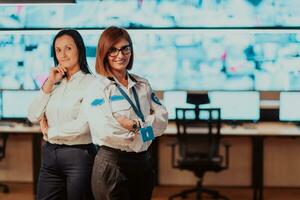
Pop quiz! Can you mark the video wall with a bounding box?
[0,0,300,120]
[0,30,300,90]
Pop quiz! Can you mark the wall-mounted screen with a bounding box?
[2,90,39,119]
[279,92,300,122]
[1,30,300,91]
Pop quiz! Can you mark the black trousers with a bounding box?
[92,146,155,200]
[37,142,96,200]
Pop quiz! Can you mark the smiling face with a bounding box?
[107,38,131,74]
[54,34,79,71]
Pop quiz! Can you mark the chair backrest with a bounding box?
[0,133,8,160]
[175,107,221,160]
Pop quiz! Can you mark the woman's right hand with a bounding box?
[40,115,49,137]
[48,65,67,84]
[42,65,67,94]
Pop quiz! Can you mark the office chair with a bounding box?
[169,107,230,200]
[0,133,9,193]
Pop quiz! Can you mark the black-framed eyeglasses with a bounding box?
[108,45,131,57]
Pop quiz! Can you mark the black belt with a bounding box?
[46,142,94,150]
[100,145,150,159]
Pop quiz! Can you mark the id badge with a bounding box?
[140,126,155,143]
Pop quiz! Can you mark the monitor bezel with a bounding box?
[1,89,39,122]
[279,91,300,123]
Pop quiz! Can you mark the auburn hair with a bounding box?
[95,26,134,76]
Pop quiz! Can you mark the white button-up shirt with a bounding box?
[27,71,95,145]
[81,73,168,152]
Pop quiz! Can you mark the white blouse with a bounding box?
[27,71,95,145]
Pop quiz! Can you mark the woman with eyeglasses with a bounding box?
[80,26,168,200]
[28,29,95,200]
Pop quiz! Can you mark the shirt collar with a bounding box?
[69,70,85,81]
[108,72,136,89]
[127,73,136,89]
[61,70,85,84]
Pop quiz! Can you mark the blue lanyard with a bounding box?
[115,83,145,122]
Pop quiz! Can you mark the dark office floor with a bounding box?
[1,183,300,200]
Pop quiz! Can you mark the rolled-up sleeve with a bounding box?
[143,84,168,137]
[129,82,168,152]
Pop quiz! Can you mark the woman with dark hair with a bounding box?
[28,29,95,200]
[82,26,168,200]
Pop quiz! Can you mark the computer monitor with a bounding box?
[208,91,260,121]
[279,92,300,122]
[163,91,195,120]
[0,92,2,119]
[2,90,39,120]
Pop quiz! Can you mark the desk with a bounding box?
[0,122,41,194]
[165,122,300,136]
[1,122,299,199]
[164,122,300,200]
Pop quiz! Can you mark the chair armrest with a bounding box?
[222,141,231,169]
[166,141,179,168]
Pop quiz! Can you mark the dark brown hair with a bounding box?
[53,29,91,74]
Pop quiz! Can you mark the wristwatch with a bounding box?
[131,119,140,132]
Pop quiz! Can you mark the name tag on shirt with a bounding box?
[140,126,155,143]
[110,95,125,102]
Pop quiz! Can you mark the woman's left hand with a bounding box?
[40,115,49,136]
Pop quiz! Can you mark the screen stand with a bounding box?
[227,121,243,128]
[24,118,33,127]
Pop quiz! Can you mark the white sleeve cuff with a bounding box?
[128,134,143,152]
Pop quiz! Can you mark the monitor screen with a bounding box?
[209,91,260,121]
[0,92,2,119]
[163,91,195,120]
[2,90,39,119]
[279,92,300,122]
